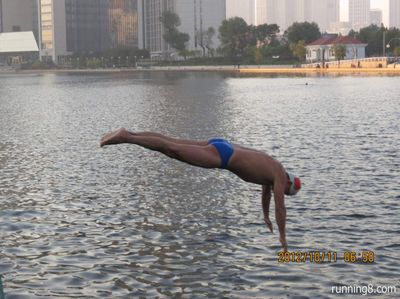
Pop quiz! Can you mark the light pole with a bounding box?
[383,30,386,57]
[386,38,400,55]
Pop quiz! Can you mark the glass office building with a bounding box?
[38,0,139,63]
[65,0,139,53]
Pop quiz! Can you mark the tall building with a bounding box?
[349,0,370,31]
[265,0,288,31]
[256,0,267,25]
[369,9,382,26]
[38,0,140,63]
[305,0,340,32]
[142,0,174,56]
[265,0,339,32]
[224,0,268,26]
[389,0,400,28]
[39,0,69,62]
[65,0,138,52]
[142,0,225,58]
[0,0,39,41]
[226,0,255,25]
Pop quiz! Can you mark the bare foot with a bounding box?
[100,128,129,147]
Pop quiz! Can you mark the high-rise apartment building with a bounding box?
[389,0,400,28]
[38,0,139,63]
[305,0,340,32]
[142,0,175,56]
[265,0,288,31]
[369,9,382,26]
[349,0,370,31]
[265,0,339,32]
[226,0,255,25]
[256,0,267,25]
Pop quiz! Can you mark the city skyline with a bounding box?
[1,0,398,64]
[341,0,389,24]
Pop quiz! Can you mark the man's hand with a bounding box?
[264,216,273,233]
[279,236,288,252]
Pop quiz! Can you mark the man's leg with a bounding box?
[100,128,221,168]
[129,131,208,146]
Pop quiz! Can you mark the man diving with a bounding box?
[100,128,301,251]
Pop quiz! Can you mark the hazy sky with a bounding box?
[340,0,389,24]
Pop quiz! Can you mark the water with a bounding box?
[0,72,399,298]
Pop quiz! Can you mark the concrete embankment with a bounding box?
[239,67,400,75]
[1,65,400,75]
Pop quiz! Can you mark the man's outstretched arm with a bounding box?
[261,185,273,233]
[273,182,287,251]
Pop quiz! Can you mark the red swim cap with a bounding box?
[287,172,301,196]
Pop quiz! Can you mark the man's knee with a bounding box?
[163,142,181,159]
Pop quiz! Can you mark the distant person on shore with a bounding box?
[100,128,301,251]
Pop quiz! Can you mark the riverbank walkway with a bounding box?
[1,65,400,75]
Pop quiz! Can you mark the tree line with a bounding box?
[34,11,400,68]
[161,11,400,64]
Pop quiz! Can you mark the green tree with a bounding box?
[218,17,249,59]
[285,22,321,44]
[356,24,381,56]
[160,10,180,31]
[333,44,346,65]
[205,26,216,56]
[254,47,263,64]
[385,27,400,55]
[353,24,400,56]
[261,43,287,60]
[167,31,190,53]
[254,23,280,45]
[394,47,400,57]
[354,25,400,56]
[196,26,216,56]
[160,11,190,55]
[348,29,357,38]
[290,40,306,62]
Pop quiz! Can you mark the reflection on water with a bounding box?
[0,72,399,298]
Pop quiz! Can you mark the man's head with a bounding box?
[285,172,301,196]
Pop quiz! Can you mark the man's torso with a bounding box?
[227,145,284,186]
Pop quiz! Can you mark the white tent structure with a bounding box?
[0,31,39,65]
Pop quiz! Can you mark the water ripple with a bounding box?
[0,73,399,298]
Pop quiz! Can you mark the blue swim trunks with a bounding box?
[208,138,234,169]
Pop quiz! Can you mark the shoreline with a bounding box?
[1,65,400,76]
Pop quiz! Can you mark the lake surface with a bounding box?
[0,72,399,298]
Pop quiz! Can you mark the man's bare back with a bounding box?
[228,145,285,185]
